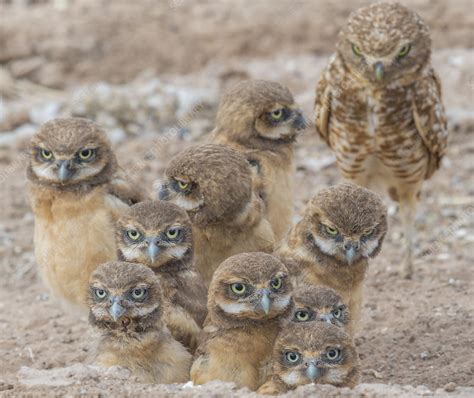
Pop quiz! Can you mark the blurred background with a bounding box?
[0,0,473,395]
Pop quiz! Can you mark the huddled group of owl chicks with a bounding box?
[25,2,447,394]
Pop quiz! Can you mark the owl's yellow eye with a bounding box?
[230,283,246,295]
[270,276,283,290]
[295,310,310,322]
[177,180,189,190]
[166,228,180,239]
[126,229,142,241]
[326,348,341,361]
[94,288,108,300]
[398,44,411,57]
[333,307,343,319]
[285,351,301,364]
[40,149,53,160]
[324,225,339,236]
[131,287,148,301]
[78,148,95,161]
[352,44,363,56]
[270,109,284,120]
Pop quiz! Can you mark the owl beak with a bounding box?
[319,313,333,324]
[374,62,384,81]
[109,298,126,321]
[57,160,74,181]
[147,240,161,262]
[344,240,360,265]
[306,361,321,382]
[257,289,271,315]
[292,111,307,131]
[158,183,170,200]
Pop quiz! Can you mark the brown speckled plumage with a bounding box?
[314,2,448,278]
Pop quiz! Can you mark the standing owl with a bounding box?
[158,144,274,285]
[257,322,360,395]
[211,79,306,242]
[27,118,144,312]
[314,2,448,278]
[116,200,208,352]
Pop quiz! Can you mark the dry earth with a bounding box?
[0,0,473,396]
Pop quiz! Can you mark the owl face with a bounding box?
[117,201,193,269]
[89,262,163,327]
[158,144,252,226]
[292,286,349,329]
[210,252,293,322]
[302,184,387,266]
[29,118,114,187]
[254,103,307,142]
[338,2,431,85]
[273,323,359,388]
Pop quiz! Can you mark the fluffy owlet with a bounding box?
[277,183,387,335]
[88,261,192,383]
[158,144,274,284]
[212,79,306,242]
[314,2,448,278]
[190,252,294,391]
[257,322,360,395]
[116,200,207,352]
[27,118,144,312]
[291,285,349,331]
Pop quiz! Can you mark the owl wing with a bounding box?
[108,168,146,206]
[314,65,333,147]
[412,69,448,179]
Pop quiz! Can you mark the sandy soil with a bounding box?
[0,0,473,396]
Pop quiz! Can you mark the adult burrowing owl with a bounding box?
[314,2,448,278]
[257,322,359,395]
[277,183,387,335]
[191,252,294,390]
[212,79,306,242]
[89,261,192,383]
[291,285,349,331]
[116,200,207,352]
[27,118,144,312]
[158,144,274,285]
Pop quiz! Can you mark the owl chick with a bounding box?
[314,2,448,278]
[116,200,207,352]
[212,79,306,242]
[89,261,192,383]
[190,252,294,391]
[158,144,274,285]
[291,285,349,331]
[257,322,360,395]
[277,183,387,334]
[27,118,144,312]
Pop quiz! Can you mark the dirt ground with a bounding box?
[0,0,473,396]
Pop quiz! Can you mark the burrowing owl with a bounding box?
[190,252,294,391]
[314,2,448,278]
[277,183,387,335]
[158,144,274,285]
[291,285,349,331]
[116,200,207,352]
[27,118,144,312]
[212,79,306,242]
[89,261,192,383]
[257,322,360,395]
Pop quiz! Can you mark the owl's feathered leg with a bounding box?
[398,188,419,279]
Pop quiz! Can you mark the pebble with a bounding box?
[420,351,430,360]
[444,382,456,392]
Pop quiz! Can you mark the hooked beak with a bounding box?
[292,111,308,131]
[147,240,160,262]
[319,313,333,324]
[57,160,74,181]
[109,298,126,321]
[158,184,170,200]
[345,246,356,264]
[374,62,384,81]
[258,289,271,315]
[306,362,321,382]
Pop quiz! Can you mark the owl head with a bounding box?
[292,183,387,266]
[158,144,253,227]
[116,200,193,270]
[271,322,359,388]
[27,118,117,190]
[88,261,163,331]
[292,285,349,330]
[208,252,293,324]
[338,2,431,85]
[214,80,307,149]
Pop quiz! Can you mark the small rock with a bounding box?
[444,382,456,392]
[420,351,430,360]
[0,380,14,392]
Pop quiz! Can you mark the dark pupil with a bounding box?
[169,229,177,236]
[82,150,90,156]
[297,311,308,319]
[328,350,337,358]
[134,289,142,296]
[288,353,297,361]
[234,284,244,291]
